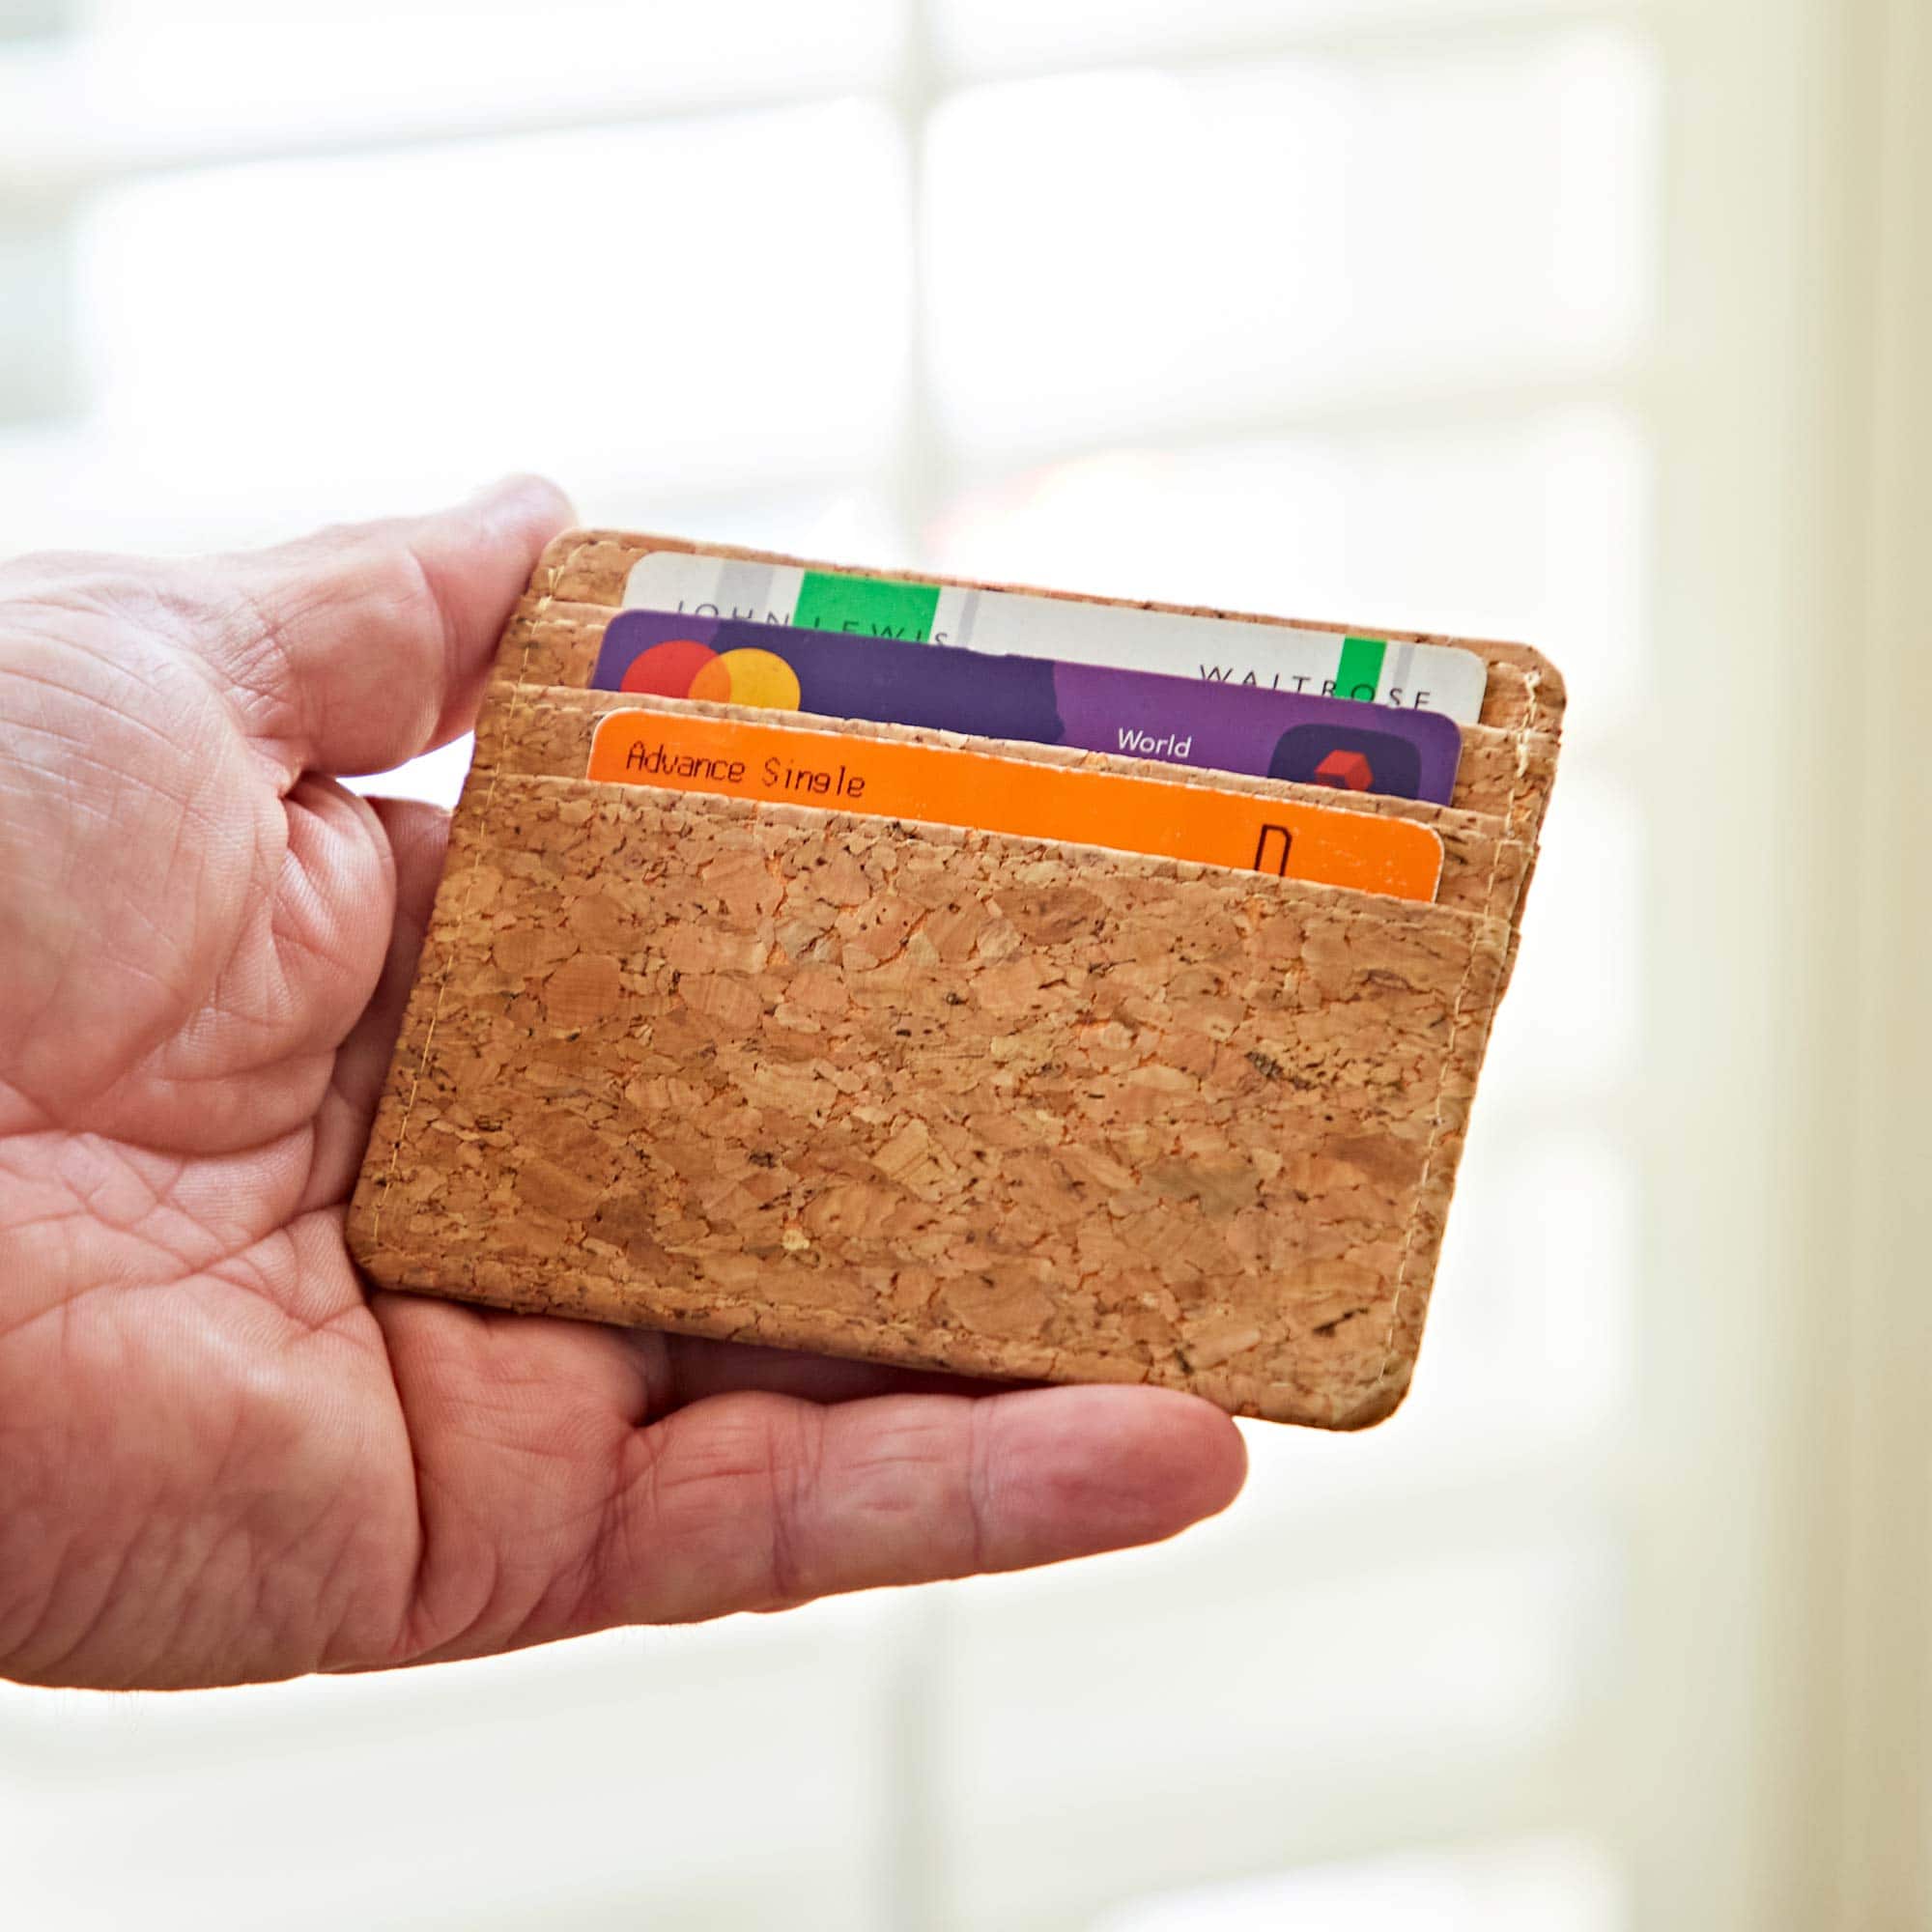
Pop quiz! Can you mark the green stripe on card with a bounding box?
[1334,636,1387,701]
[794,571,942,641]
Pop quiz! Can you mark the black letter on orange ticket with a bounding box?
[1253,824,1293,875]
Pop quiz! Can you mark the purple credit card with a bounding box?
[590,610,1463,804]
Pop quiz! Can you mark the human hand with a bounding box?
[0,482,1246,1690]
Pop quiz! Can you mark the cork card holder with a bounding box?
[348,534,1564,1429]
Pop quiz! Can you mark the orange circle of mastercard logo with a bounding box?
[689,648,803,710]
[616,639,803,711]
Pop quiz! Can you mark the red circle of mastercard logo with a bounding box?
[618,638,720,696]
[619,639,803,710]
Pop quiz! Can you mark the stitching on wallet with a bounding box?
[365,537,594,1255]
[1367,664,1535,1403]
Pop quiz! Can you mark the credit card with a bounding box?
[591,611,1463,805]
[623,551,1490,724]
[585,710,1444,902]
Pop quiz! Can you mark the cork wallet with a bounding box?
[348,533,1564,1428]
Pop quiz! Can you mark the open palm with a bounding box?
[0,481,1245,1690]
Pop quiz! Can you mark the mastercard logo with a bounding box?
[616,638,804,710]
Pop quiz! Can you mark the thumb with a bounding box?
[200,474,572,777]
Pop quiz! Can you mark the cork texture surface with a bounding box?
[347,533,1562,1428]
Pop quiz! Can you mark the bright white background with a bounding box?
[1,1,1927,1926]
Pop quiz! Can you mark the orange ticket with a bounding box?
[586,710,1442,902]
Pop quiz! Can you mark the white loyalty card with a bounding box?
[623,551,1491,723]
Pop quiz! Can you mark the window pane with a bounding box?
[937,0,1609,76]
[75,104,910,500]
[60,0,899,135]
[936,1540,1620,1925]
[0,1615,896,1929]
[1095,1835,1625,1932]
[1424,1125,1638,1433]
[923,32,1656,454]
[1481,773,1643,1106]
[0,211,71,423]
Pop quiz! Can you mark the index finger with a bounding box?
[201,474,572,777]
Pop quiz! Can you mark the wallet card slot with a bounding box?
[524,532,1566,736]
[351,768,1516,1428]
[489,601,1557,838]
[473,684,1534,926]
[512,766,1501,925]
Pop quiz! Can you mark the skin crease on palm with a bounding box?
[0,477,1248,1692]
